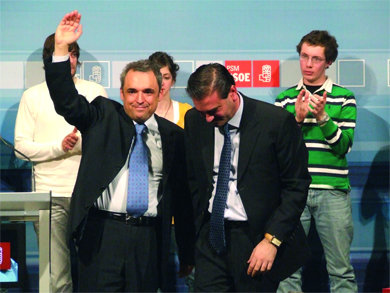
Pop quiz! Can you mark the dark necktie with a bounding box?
[126,123,148,217]
[209,123,231,254]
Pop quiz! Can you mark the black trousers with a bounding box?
[77,213,159,292]
[195,220,279,292]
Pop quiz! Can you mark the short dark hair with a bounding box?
[186,63,235,101]
[42,33,80,64]
[296,30,338,63]
[120,59,162,91]
[148,51,179,82]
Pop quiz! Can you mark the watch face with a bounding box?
[271,237,281,247]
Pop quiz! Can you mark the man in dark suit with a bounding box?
[44,10,194,292]
[184,63,311,292]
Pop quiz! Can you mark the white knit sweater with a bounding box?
[14,78,107,197]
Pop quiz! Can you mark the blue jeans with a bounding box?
[278,189,357,293]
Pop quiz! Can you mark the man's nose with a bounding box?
[136,92,144,103]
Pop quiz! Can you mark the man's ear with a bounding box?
[158,88,164,102]
[120,89,124,102]
[230,85,238,101]
[326,61,333,69]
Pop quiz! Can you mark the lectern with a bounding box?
[0,192,51,292]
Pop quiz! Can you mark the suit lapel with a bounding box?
[237,96,263,182]
[120,107,135,159]
[155,116,174,186]
[200,122,215,186]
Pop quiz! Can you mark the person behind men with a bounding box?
[184,63,311,292]
[148,51,192,128]
[275,30,357,292]
[44,10,195,292]
[14,33,107,292]
[148,51,195,291]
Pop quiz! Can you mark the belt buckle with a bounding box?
[125,214,140,225]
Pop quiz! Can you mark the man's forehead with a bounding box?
[125,70,158,83]
[193,92,220,110]
[127,69,155,76]
[302,43,325,54]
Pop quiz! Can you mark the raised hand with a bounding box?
[54,10,83,56]
[308,91,327,121]
[295,89,310,123]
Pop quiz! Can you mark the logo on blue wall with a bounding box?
[81,61,110,88]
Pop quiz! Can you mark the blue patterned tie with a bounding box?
[209,123,231,254]
[126,123,148,217]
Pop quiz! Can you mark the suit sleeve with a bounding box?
[265,113,311,242]
[172,130,195,265]
[44,57,100,132]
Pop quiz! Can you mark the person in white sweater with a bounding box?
[14,33,107,292]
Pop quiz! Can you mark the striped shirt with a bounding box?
[275,78,356,191]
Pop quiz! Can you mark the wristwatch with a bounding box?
[317,113,330,127]
[264,233,282,247]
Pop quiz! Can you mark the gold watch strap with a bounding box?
[264,233,282,247]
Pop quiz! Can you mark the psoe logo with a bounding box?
[259,65,272,82]
[81,61,110,88]
[253,60,279,87]
[225,60,252,88]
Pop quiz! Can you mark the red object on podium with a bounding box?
[0,242,11,270]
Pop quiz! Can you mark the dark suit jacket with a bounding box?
[184,94,311,281]
[44,58,195,289]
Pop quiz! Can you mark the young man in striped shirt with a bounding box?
[275,30,358,293]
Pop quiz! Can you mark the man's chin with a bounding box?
[129,112,153,124]
[212,120,225,127]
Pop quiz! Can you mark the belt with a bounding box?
[90,208,158,226]
[204,212,248,228]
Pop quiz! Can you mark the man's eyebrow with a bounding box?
[201,106,218,115]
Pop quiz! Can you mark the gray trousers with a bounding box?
[34,197,72,292]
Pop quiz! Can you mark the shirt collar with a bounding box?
[296,77,334,94]
[134,114,159,134]
[228,92,243,129]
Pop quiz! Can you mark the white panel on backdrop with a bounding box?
[0,62,24,89]
[175,61,194,89]
[280,60,337,88]
[338,59,365,87]
[387,59,390,87]
[25,61,45,89]
[112,61,132,89]
[195,60,224,69]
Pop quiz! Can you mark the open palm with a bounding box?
[55,10,83,48]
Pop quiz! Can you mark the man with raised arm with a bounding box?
[44,10,194,292]
[14,32,107,292]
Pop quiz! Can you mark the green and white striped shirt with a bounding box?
[275,78,356,191]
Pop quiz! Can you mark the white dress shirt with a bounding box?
[95,115,163,216]
[208,93,248,221]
